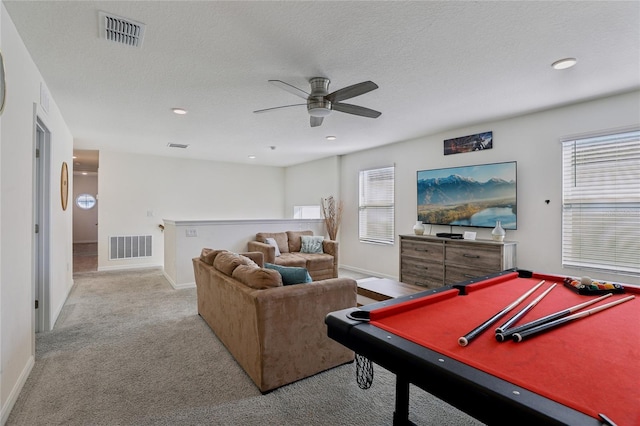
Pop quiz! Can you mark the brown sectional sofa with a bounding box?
[247,230,338,281]
[193,248,356,393]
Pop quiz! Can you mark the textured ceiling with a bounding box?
[4,1,639,168]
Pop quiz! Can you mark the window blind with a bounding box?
[359,166,395,244]
[561,130,640,276]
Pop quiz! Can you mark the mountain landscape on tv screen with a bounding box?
[417,174,517,228]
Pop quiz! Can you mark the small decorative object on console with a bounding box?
[563,276,625,295]
[413,221,425,235]
[491,220,506,241]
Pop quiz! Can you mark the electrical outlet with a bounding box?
[185,229,197,237]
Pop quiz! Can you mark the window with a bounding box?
[76,193,97,210]
[561,129,640,276]
[293,205,321,219]
[359,166,395,244]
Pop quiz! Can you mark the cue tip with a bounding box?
[457,337,468,347]
[599,413,618,426]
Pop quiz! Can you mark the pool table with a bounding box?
[325,270,639,425]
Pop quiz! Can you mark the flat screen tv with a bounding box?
[417,161,517,230]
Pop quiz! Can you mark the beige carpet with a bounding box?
[7,268,484,425]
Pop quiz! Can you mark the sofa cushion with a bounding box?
[286,230,314,253]
[300,235,324,254]
[296,253,335,271]
[232,265,282,289]
[200,248,227,265]
[272,253,306,268]
[239,254,259,268]
[256,232,289,254]
[214,251,251,276]
[264,263,312,285]
[264,238,281,257]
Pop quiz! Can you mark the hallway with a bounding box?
[73,242,97,273]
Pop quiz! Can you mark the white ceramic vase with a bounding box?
[491,220,506,241]
[413,221,425,235]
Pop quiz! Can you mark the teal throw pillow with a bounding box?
[264,263,312,285]
[300,235,324,254]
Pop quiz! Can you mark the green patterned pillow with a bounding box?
[300,235,324,254]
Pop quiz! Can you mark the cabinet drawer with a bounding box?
[401,258,443,283]
[401,240,444,262]
[445,244,502,270]
[401,272,441,289]
[444,266,496,285]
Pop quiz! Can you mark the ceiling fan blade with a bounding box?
[269,80,309,100]
[253,103,306,114]
[332,102,381,118]
[326,81,378,103]
[310,116,324,127]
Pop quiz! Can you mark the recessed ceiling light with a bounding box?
[326,136,337,141]
[172,108,188,115]
[82,172,88,175]
[248,155,256,159]
[551,58,577,70]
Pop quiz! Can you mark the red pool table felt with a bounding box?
[369,272,640,425]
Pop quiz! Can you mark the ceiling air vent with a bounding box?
[99,11,146,47]
[167,143,189,149]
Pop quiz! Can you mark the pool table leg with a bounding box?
[393,375,416,425]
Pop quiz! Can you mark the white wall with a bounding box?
[339,91,640,285]
[1,4,74,422]
[163,218,326,288]
[97,151,286,271]
[284,156,341,218]
[72,173,98,243]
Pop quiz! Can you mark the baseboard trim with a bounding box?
[162,271,195,290]
[0,355,35,425]
[97,264,163,272]
[50,278,75,331]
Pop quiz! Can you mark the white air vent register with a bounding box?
[99,11,146,47]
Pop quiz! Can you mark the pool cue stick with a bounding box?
[512,295,635,342]
[457,280,545,347]
[495,283,557,334]
[495,293,613,342]
[599,413,618,426]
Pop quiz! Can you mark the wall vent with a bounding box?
[167,143,189,149]
[109,235,152,260]
[99,11,146,48]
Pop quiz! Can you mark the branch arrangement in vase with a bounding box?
[321,196,343,240]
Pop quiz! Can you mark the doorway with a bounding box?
[72,150,99,273]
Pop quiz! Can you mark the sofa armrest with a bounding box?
[322,240,339,278]
[247,241,276,264]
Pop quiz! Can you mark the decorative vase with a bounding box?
[491,220,506,242]
[413,221,425,235]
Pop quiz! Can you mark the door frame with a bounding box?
[33,109,51,334]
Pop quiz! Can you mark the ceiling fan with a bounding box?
[254,77,381,127]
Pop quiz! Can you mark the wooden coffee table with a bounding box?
[356,278,426,306]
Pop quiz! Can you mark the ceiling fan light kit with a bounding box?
[254,77,381,127]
